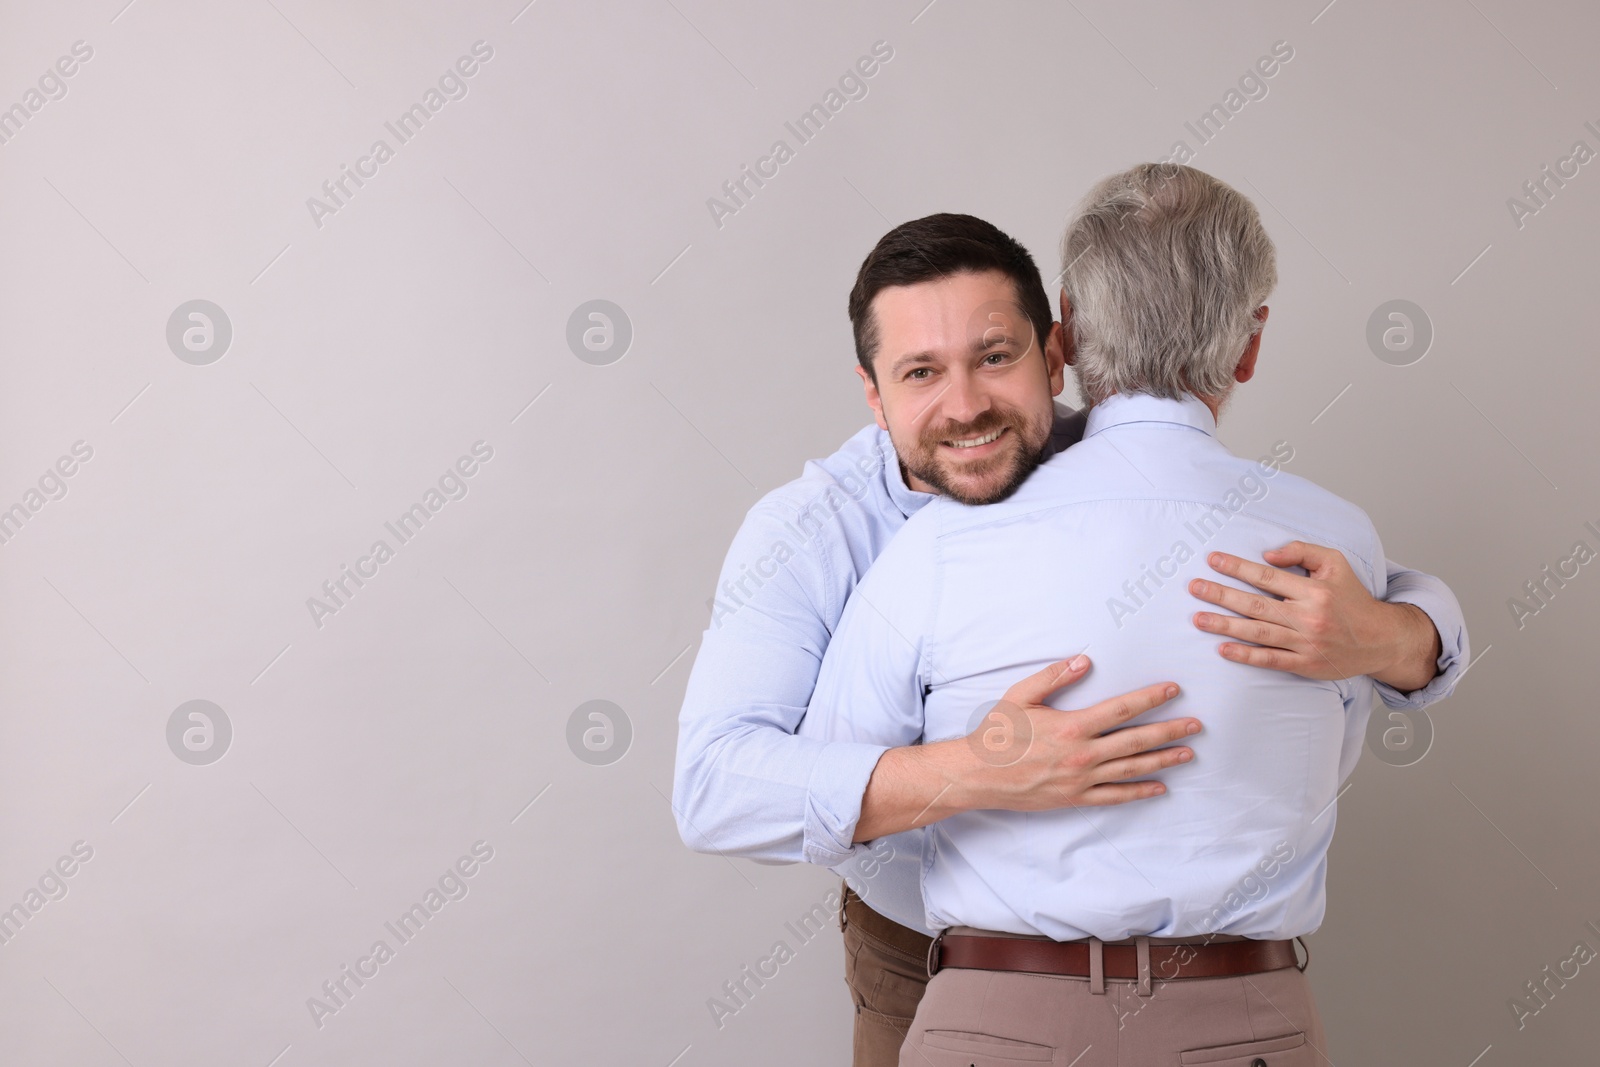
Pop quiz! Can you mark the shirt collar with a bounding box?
[1084,392,1218,440]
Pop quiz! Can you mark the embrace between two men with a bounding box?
[675,164,1466,1066]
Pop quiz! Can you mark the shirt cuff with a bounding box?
[800,742,892,867]
[1375,582,1469,711]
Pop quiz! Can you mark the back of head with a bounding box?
[1059,164,1276,405]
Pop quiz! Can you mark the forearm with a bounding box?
[853,740,978,842]
[1369,600,1443,693]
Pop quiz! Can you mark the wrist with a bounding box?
[919,737,987,817]
[933,733,1041,814]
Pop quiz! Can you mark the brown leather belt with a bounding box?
[930,933,1299,981]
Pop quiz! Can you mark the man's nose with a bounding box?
[937,368,992,427]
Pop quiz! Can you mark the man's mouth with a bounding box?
[941,426,1007,452]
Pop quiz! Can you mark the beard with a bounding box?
[896,405,1052,506]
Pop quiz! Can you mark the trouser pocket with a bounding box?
[910,1028,1056,1064]
[1179,1030,1312,1066]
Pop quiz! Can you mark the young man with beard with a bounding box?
[673,210,1464,1066]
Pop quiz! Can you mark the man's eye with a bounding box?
[983,350,1013,365]
[907,368,932,380]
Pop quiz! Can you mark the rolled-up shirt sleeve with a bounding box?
[1375,559,1470,710]
[672,498,890,867]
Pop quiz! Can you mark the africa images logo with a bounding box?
[305,42,495,230]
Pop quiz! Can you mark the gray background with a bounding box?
[0,0,1593,1063]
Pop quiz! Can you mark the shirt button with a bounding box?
[1251,1060,1267,1067]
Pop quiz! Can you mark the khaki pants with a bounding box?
[900,952,1328,1066]
[840,882,933,1067]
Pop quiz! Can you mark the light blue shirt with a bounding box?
[674,400,1469,937]
[797,393,1464,940]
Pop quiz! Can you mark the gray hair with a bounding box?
[1059,163,1277,405]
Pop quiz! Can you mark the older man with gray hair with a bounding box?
[796,163,1446,1063]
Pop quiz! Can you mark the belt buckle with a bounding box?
[925,931,943,978]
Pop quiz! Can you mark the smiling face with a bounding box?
[857,269,1065,506]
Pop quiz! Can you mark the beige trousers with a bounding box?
[899,950,1327,1067]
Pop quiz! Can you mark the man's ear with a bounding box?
[1234,305,1269,384]
[1058,290,1078,368]
[1043,321,1067,397]
[855,364,889,431]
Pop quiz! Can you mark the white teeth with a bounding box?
[947,429,1003,448]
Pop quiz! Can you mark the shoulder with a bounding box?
[729,425,881,531]
[795,422,895,506]
[715,424,903,610]
[1246,461,1386,586]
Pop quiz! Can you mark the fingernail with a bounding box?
[1186,722,1201,734]
[1068,654,1088,670]
[1177,750,1192,762]
[1195,612,1211,625]
[1210,553,1223,566]
[1165,685,1179,698]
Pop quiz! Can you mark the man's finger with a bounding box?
[1077,682,1182,734]
[1205,551,1312,599]
[1090,717,1202,762]
[1193,611,1300,652]
[1091,746,1194,785]
[1262,540,1341,577]
[1188,578,1293,623]
[1216,641,1294,672]
[1003,654,1090,706]
[1073,781,1169,807]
